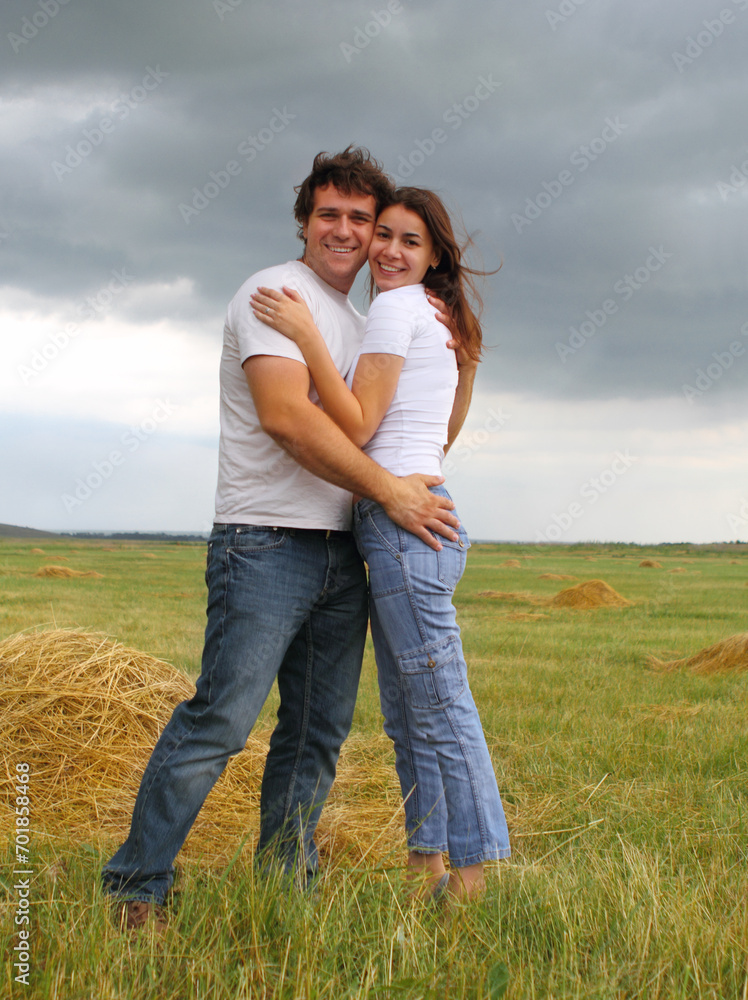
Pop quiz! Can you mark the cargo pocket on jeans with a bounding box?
[397,635,465,710]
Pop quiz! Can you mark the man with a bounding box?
[102,147,460,930]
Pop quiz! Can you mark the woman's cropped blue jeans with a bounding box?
[102,523,368,903]
[353,490,510,867]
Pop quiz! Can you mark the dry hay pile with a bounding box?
[0,629,402,865]
[647,633,748,675]
[30,548,45,555]
[639,559,662,569]
[547,579,632,610]
[34,566,103,579]
[501,559,523,569]
[478,590,542,604]
[538,573,577,581]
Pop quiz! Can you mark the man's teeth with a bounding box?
[328,246,354,253]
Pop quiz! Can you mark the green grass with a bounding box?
[2,538,748,998]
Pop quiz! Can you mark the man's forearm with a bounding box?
[268,398,397,504]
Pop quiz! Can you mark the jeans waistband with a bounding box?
[212,523,351,539]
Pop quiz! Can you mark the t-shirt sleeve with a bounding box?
[227,273,307,368]
[358,290,416,359]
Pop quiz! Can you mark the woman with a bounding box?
[250,187,510,901]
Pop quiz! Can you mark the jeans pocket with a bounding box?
[397,635,465,710]
[436,539,468,591]
[228,527,287,552]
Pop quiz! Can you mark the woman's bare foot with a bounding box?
[447,862,486,902]
[406,850,447,900]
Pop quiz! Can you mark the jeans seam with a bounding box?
[279,616,313,824]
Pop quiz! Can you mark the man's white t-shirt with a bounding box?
[348,284,459,477]
[214,260,365,530]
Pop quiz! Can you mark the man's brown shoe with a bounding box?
[113,899,168,934]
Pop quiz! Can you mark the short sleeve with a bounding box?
[227,271,307,367]
[358,289,418,359]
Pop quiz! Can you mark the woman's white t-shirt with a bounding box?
[347,284,459,477]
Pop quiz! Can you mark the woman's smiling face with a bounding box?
[368,204,440,292]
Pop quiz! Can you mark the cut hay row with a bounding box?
[34,565,103,578]
[0,629,402,865]
[647,632,748,675]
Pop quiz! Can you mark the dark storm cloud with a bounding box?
[2,0,747,401]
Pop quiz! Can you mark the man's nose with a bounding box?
[333,214,352,239]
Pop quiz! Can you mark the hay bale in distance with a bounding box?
[548,579,632,610]
[30,548,45,554]
[538,573,577,581]
[501,559,522,569]
[639,560,662,568]
[648,633,748,675]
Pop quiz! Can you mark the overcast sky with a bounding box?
[2,0,747,542]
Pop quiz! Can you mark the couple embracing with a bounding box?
[103,146,510,929]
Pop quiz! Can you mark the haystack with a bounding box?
[548,579,631,609]
[648,633,748,675]
[34,566,102,578]
[538,573,577,581]
[639,560,662,569]
[30,548,45,555]
[0,629,401,864]
[501,559,522,569]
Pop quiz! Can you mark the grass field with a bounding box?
[2,537,747,999]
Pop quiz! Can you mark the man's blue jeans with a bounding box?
[102,524,368,903]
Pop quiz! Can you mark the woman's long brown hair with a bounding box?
[369,187,495,362]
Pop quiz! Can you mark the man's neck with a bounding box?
[297,255,354,296]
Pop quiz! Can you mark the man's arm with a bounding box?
[244,355,459,548]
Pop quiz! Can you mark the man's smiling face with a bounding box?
[301,184,377,294]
